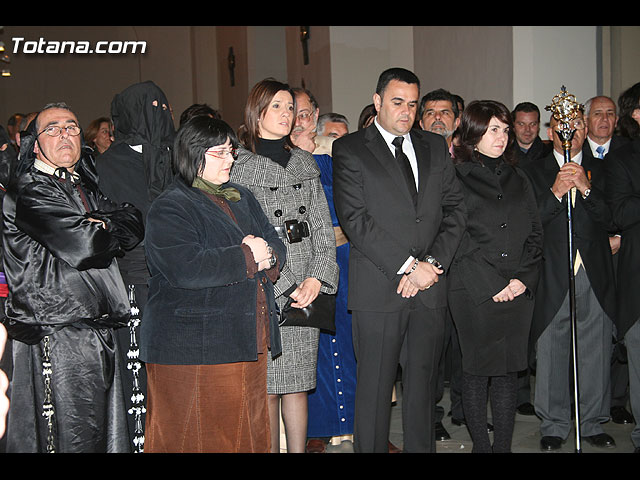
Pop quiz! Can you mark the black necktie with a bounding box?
[392,136,417,204]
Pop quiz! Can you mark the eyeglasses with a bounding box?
[38,125,82,137]
[206,147,237,159]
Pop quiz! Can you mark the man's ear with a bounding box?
[373,93,382,113]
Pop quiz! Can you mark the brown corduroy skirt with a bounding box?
[144,349,270,453]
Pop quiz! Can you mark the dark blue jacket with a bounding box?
[140,176,286,365]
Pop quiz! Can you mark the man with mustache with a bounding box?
[418,87,465,442]
[1,103,144,452]
[418,88,460,149]
[290,88,320,153]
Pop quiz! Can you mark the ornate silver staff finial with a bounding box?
[545,85,584,141]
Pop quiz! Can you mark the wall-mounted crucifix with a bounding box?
[300,26,310,65]
[227,46,236,87]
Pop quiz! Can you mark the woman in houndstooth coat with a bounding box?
[231,78,338,453]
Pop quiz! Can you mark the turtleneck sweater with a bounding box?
[477,151,502,172]
[256,137,291,168]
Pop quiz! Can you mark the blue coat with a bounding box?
[140,177,286,365]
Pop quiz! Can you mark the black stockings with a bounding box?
[461,371,518,453]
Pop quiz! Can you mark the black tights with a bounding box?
[461,371,518,453]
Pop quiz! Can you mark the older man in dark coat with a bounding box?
[522,109,617,451]
[2,103,144,452]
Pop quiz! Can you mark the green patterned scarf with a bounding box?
[193,176,241,202]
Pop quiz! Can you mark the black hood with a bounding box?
[110,81,176,200]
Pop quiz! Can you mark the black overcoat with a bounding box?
[606,137,640,338]
[448,160,543,375]
[522,152,616,344]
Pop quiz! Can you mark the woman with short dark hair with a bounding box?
[140,116,287,452]
[449,100,543,452]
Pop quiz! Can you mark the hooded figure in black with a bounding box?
[97,80,175,285]
[1,103,144,452]
[95,81,176,451]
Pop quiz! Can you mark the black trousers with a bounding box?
[352,305,445,453]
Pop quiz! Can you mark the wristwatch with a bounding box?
[582,188,591,199]
[424,255,444,272]
[268,253,277,268]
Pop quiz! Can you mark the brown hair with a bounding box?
[84,116,113,148]
[238,78,297,153]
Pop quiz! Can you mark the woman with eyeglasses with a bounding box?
[140,116,287,453]
[231,78,338,453]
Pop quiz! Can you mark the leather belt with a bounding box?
[274,219,310,243]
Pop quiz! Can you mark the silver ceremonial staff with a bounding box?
[545,86,584,453]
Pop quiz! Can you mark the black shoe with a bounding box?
[540,435,564,451]
[610,406,635,424]
[582,433,616,448]
[435,421,451,441]
[516,402,536,416]
[451,417,494,432]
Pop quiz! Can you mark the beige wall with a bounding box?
[2,26,639,140]
[414,26,513,109]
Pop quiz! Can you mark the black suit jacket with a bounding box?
[606,137,640,338]
[582,135,630,161]
[522,151,616,342]
[332,125,466,313]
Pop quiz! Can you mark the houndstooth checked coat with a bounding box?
[231,146,339,308]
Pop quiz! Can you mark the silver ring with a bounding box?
[425,285,431,289]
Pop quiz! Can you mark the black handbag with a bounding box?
[278,293,336,333]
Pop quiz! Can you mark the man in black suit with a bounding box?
[332,68,466,453]
[522,108,617,451]
[583,96,629,162]
[583,95,634,426]
[606,133,640,453]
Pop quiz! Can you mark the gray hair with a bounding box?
[317,112,349,135]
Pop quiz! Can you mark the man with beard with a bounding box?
[418,88,460,149]
[2,103,144,452]
[417,88,465,441]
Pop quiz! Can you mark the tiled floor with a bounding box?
[319,381,637,454]
[389,382,637,454]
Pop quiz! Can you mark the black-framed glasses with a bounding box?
[38,125,82,138]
